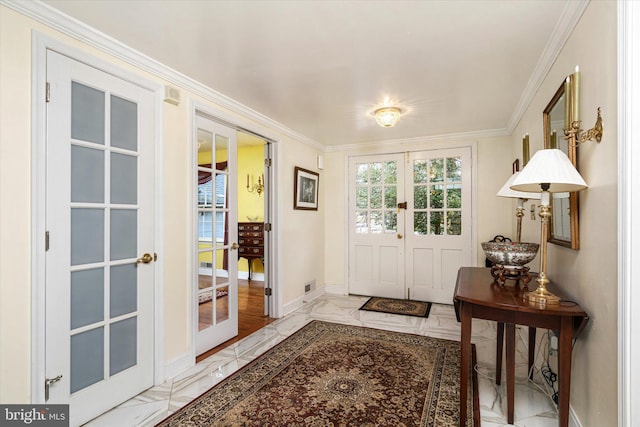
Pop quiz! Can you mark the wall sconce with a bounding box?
[564,66,604,146]
[246,174,264,196]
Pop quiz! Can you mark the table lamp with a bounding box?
[496,172,541,243]
[510,149,587,305]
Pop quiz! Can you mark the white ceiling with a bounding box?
[41,0,581,147]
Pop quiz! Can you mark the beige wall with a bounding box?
[0,2,619,424]
[0,5,323,402]
[322,2,618,424]
[510,2,617,424]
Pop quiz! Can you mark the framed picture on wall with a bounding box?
[294,166,319,210]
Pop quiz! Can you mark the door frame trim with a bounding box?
[343,141,479,295]
[30,32,165,402]
[189,100,282,362]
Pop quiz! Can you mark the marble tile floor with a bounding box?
[85,294,560,427]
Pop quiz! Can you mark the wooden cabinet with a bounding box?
[238,222,264,280]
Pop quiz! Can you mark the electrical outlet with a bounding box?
[304,280,315,294]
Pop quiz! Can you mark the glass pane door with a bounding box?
[195,115,238,355]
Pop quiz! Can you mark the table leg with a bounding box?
[506,323,516,424]
[496,322,504,385]
[460,302,472,427]
[558,316,574,427]
[528,327,536,380]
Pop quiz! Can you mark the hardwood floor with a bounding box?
[196,278,275,363]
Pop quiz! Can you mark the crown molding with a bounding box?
[2,0,588,152]
[2,0,323,150]
[506,0,590,133]
[325,127,509,153]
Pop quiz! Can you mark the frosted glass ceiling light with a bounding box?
[374,106,403,128]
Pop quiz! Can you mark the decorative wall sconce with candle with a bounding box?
[543,65,603,250]
[563,66,604,146]
[246,173,264,196]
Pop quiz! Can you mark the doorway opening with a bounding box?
[195,127,275,361]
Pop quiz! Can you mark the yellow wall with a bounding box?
[237,144,265,274]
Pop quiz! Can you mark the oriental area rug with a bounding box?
[156,321,478,427]
[359,297,433,318]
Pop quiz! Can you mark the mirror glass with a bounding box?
[543,80,579,249]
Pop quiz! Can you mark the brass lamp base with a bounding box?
[525,274,560,305]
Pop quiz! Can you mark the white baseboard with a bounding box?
[283,295,305,316]
[324,283,348,295]
[163,353,194,381]
[303,285,325,303]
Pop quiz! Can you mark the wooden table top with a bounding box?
[454,267,588,318]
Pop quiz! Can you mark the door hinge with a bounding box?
[46,82,50,103]
[45,231,50,251]
[264,222,272,232]
[265,158,272,167]
[264,287,272,296]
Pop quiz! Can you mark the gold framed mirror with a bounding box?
[543,80,579,249]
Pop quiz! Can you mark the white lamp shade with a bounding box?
[496,172,541,200]
[510,149,588,193]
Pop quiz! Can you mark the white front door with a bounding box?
[348,154,406,298]
[349,148,472,304]
[405,148,472,304]
[45,51,156,425]
[195,114,238,355]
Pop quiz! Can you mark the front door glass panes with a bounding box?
[354,161,398,234]
[413,157,462,235]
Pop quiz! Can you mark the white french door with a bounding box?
[195,114,238,356]
[348,154,406,298]
[45,51,156,425]
[349,148,472,304]
[405,148,472,303]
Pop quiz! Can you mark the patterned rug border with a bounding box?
[156,320,479,426]
[359,296,433,318]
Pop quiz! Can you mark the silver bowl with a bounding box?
[481,242,539,267]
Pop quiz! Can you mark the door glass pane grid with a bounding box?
[354,161,398,234]
[70,83,142,395]
[413,157,463,236]
[197,129,215,332]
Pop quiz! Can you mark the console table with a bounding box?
[238,222,264,280]
[453,267,588,427]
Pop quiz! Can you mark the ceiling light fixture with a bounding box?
[374,106,403,128]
